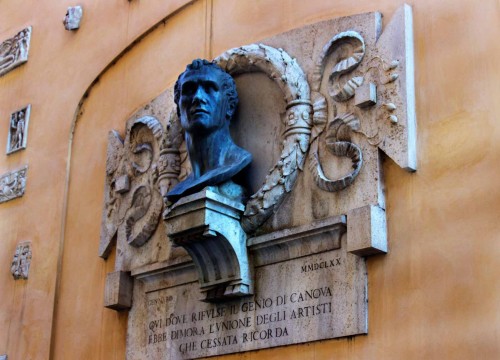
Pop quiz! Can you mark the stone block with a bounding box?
[355,82,377,108]
[104,271,133,311]
[347,204,387,256]
[114,175,130,194]
[63,6,83,31]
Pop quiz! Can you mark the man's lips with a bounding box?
[190,108,209,115]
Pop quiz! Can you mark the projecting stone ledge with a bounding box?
[164,187,252,302]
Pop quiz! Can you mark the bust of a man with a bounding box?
[166,59,252,202]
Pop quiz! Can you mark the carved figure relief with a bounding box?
[11,241,32,280]
[63,6,83,30]
[0,27,31,77]
[6,105,30,154]
[0,166,27,204]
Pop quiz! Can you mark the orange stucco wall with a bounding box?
[0,1,499,359]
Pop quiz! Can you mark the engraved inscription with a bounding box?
[301,257,342,272]
[139,248,366,359]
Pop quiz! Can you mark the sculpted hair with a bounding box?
[174,59,239,120]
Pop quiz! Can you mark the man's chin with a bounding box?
[185,119,213,134]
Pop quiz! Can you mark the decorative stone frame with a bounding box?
[98,5,417,358]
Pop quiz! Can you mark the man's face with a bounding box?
[178,69,227,135]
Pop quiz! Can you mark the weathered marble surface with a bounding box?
[63,6,83,31]
[11,241,32,280]
[165,187,253,302]
[0,166,27,204]
[6,104,30,154]
[128,221,365,359]
[0,27,31,77]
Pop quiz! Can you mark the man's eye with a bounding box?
[182,84,195,95]
[205,83,218,92]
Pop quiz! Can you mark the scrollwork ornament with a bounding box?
[312,30,366,102]
[99,116,165,256]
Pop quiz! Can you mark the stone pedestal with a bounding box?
[164,188,253,301]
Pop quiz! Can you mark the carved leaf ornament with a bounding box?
[215,44,313,233]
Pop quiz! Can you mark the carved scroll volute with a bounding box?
[308,31,367,193]
[215,44,312,233]
[99,116,164,258]
[121,116,164,247]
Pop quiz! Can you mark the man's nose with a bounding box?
[193,86,207,103]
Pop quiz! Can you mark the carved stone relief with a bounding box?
[0,166,27,204]
[6,105,30,154]
[215,44,313,233]
[11,241,32,280]
[63,6,83,31]
[99,116,164,258]
[99,5,416,359]
[0,27,31,77]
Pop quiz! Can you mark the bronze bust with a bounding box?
[166,59,252,202]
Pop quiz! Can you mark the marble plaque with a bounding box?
[128,219,367,359]
[100,5,417,360]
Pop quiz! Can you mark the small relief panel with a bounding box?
[0,27,32,77]
[0,166,27,204]
[63,6,83,31]
[6,105,30,154]
[11,241,32,280]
